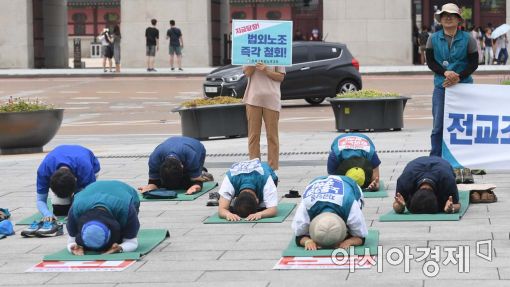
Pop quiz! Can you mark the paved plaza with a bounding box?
[1,127,509,286]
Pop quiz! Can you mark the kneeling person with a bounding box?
[393,156,460,214]
[327,133,381,191]
[139,136,211,195]
[67,180,140,255]
[37,145,100,220]
[292,175,368,250]
[218,159,278,221]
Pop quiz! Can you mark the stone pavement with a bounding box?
[1,128,509,286]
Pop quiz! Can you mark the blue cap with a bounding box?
[81,220,111,251]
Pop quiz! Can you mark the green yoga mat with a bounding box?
[363,180,388,198]
[138,181,218,202]
[43,229,169,261]
[378,191,470,222]
[282,229,379,256]
[203,202,296,224]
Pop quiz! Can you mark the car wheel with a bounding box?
[305,97,325,105]
[337,80,360,94]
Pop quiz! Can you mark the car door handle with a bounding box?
[300,67,311,71]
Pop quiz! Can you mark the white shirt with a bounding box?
[218,175,278,208]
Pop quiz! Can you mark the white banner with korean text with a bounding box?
[443,84,510,170]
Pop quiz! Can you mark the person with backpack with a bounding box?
[98,28,114,72]
[419,25,430,65]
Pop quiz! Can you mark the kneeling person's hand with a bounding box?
[70,244,84,256]
[186,184,201,195]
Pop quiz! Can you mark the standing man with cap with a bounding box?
[66,180,140,255]
[138,136,212,194]
[393,156,460,214]
[327,133,381,191]
[426,3,478,156]
[292,175,368,250]
[217,159,278,221]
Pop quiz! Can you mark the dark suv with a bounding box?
[203,41,362,105]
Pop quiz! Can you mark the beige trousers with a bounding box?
[245,104,280,170]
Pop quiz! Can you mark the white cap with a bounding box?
[435,3,462,22]
[309,212,347,248]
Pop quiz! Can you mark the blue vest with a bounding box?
[72,180,140,228]
[331,133,375,162]
[304,175,361,222]
[227,162,277,201]
[431,30,473,88]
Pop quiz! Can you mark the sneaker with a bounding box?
[147,68,151,72]
[206,192,220,206]
[21,221,43,238]
[171,67,175,71]
[35,221,64,237]
[201,171,214,182]
[462,168,474,184]
[284,190,301,198]
[152,68,157,72]
[178,68,183,71]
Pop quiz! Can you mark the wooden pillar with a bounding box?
[422,0,431,28]
[473,0,480,28]
[93,5,98,42]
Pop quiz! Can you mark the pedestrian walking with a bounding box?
[425,3,478,157]
[112,25,121,73]
[495,34,508,65]
[483,28,494,65]
[418,25,430,65]
[242,63,285,170]
[166,20,183,71]
[145,19,159,72]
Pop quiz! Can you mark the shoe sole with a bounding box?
[36,227,64,237]
[21,231,38,238]
[206,202,219,206]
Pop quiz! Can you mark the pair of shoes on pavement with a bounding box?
[21,220,64,238]
[470,190,497,203]
[454,168,474,184]
[147,68,157,72]
[206,192,220,206]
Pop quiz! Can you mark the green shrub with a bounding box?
[181,96,242,108]
[336,89,399,98]
[0,97,53,113]
[501,80,510,85]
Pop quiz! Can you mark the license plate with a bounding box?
[205,86,218,93]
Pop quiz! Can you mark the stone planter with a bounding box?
[328,97,410,132]
[173,103,247,140]
[0,109,64,155]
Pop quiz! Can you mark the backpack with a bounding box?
[419,31,429,46]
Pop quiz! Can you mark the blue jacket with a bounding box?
[327,133,380,175]
[148,136,206,179]
[227,162,277,201]
[431,30,473,88]
[396,156,459,207]
[36,145,100,217]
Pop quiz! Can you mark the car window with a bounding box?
[311,46,342,61]
[292,46,309,64]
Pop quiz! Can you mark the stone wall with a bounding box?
[323,0,412,65]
